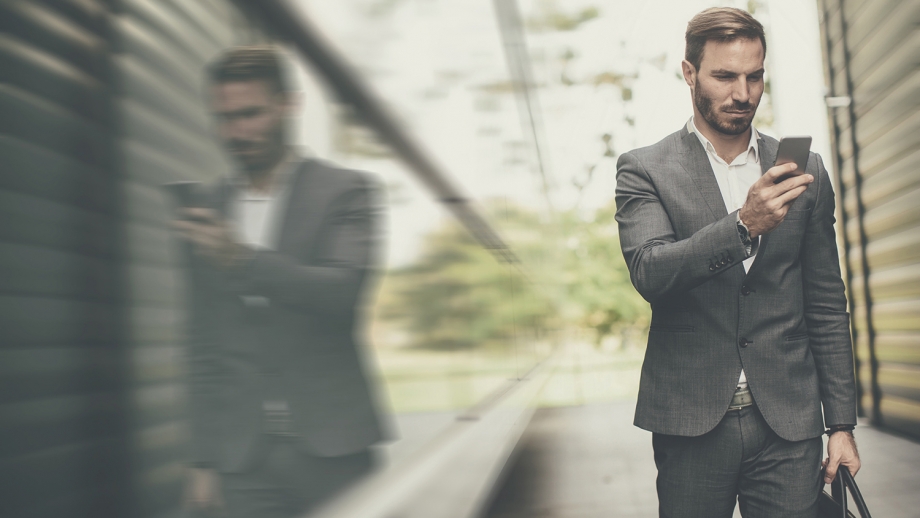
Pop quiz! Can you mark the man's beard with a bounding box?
[229,122,286,175]
[694,79,757,136]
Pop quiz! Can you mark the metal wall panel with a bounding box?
[0,1,261,516]
[818,0,920,438]
[0,1,129,516]
[109,1,258,516]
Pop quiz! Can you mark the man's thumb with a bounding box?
[824,460,838,483]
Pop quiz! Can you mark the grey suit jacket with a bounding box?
[186,159,386,472]
[615,126,857,441]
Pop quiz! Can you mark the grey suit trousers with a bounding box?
[653,403,822,518]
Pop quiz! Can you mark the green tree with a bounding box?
[559,202,650,346]
[382,205,556,350]
[380,200,648,350]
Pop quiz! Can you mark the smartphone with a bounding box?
[161,181,210,222]
[773,136,811,183]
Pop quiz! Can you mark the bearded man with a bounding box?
[614,7,860,517]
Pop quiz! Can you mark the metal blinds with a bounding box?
[0,0,261,516]
[111,1,258,516]
[0,1,129,516]
[818,0,920,438]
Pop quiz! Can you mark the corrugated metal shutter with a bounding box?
[110,1,261,516]
[0,1,132,516]
[818,0,920,438]
[0,1,264,516]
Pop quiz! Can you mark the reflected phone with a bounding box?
[161,181,209,222]
[773,136,811,183]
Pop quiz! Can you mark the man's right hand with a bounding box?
[184,467,224,512]
[739,162,814,238]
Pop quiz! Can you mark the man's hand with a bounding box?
[184,467,225,512]
[823,431,860,484]
[738,162,814,238]
[173,208,251,271]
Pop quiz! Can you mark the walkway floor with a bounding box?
[485,401,920,518]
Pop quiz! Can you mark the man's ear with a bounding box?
[681,60,696,88]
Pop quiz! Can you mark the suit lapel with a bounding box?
[678,128,726,221]
[757,135,776,177]
[275,159,326,254]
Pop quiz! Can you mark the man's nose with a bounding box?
[220,118,247,140]
[733,79,750,103]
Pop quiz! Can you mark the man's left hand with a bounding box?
[173,208,251,271]
[823,431,860,484]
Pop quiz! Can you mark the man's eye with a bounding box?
[749,75,763,82]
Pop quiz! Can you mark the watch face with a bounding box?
[737,222,751,244]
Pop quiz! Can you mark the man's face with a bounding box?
[684,38,765,136]
[210,80,288,173]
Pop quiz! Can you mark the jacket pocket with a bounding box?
[649,324,695,333]
[784,333,809,341]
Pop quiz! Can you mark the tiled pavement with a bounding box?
[485,401,920,517]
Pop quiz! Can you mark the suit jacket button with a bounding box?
[709,264,716,271]
[741,285,751,296]
[739,338,751,348]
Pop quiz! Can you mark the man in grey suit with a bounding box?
[173,46,386,518]
[615,8,860,517]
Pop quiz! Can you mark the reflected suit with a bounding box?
[185,158,386,514]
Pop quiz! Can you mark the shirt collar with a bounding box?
[687,117,760,164]
[234,149,299,197]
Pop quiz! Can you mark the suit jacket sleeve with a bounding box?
[236,173,380,315]
[615,151,751,303]
[801,154,857,427]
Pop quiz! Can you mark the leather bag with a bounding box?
[818,466,871,518]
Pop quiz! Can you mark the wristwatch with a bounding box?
[736,213,753,254]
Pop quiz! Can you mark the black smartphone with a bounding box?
[161,181,210,222]
[773,136,811,183]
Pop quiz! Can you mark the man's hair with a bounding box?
[685,7,766,71]
[207,45,289,94]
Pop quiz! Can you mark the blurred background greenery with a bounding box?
[370,198,650,413]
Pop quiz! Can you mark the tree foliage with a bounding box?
[558,203,650,345]
[381,200,648,350]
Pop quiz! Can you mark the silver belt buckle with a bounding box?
[728,387,753,410]
[262,400,298,437]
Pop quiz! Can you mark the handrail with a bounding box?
[242,0,520,265]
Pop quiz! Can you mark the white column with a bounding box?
[764,0,835,182]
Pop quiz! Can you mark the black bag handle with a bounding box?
[826,465,871,518]
[839,466,871,518]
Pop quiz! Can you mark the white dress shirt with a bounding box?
[687,117,761,389]
[232,151,298,251]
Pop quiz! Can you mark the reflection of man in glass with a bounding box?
[174,46,385,518]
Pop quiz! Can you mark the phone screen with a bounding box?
[774,136,811,183]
